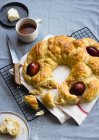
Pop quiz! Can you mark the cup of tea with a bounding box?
[16,18,42,43]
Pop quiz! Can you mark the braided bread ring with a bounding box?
[22,36,99,106]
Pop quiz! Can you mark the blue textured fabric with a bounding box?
[0,0,99,139]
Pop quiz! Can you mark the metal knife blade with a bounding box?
[6,35,19,63]
[6,35,21,85]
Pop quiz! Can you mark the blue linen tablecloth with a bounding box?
[0,0,99,139]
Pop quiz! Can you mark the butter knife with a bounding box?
[6,35,21,85]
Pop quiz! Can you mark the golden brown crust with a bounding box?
[23,61,53,86]
[68,48,89,67]
[72,39,86,48]
[22,35,99,108]
[27,40,48,62]
[57,83,79,105]
[41,92,55,108]
[24,95,39,110]
[87,57,99,77]
[67,62,92,84]
[72,38,97,48]
[80,79,99,103]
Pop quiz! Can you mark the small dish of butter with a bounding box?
[0,2,29,27]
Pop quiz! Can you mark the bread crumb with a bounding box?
[35,110,45,116]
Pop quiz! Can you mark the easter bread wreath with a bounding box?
[22,36,99,109]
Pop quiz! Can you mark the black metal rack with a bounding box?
[0,64,46,121]
[71,27,98,41]
[0,27,98,122]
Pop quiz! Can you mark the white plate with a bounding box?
[0,112,30,140]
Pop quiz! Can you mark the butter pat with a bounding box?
[7,8,20,22]
[6,121,14,131]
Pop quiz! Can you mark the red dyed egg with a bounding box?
[70,82,85,96]
[86,46,98,57]
[27,62,40,76]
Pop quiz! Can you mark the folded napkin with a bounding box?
[13,35,99,125]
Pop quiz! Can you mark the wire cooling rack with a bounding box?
[0,27,98,122]
[71,27,98,41]
[0,64,47,121]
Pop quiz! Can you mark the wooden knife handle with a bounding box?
[13,63,21,85]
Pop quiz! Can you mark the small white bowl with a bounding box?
[16,18,42,43]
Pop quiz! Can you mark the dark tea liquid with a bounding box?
[19,23,36,35]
